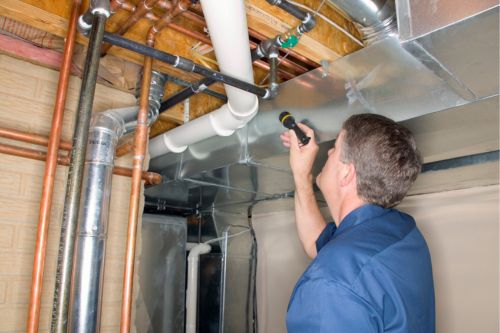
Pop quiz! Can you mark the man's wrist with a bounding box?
[294,173,314,192]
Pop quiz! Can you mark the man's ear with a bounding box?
[340,162,356,187]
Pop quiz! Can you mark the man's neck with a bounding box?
[334,196,367,227]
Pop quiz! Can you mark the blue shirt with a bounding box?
[286,204,435,333]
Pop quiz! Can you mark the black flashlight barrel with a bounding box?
[279,111,311,146]
[293,126,311,146]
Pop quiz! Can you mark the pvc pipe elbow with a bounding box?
[188,243,212,259]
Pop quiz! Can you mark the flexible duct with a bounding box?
[68,71,166,333]
[149,0,258,156]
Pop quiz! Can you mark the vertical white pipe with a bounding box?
[149,0,258,157]
[185,243,212,333]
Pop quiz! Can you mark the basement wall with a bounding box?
[253,184,499,333]
[0,54,138,333]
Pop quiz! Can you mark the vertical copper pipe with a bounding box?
[26,2,80,332]
[120,52,153,333]
[120,1,193,325]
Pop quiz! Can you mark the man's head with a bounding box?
[317,114,421,217]
[341,114,421,207]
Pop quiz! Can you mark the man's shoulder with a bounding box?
[309,209,422,286]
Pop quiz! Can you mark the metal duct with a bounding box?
[326,0,397,45]
[68,71,166,333]
[147,3,499,209]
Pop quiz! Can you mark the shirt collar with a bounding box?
[334,204,388,238]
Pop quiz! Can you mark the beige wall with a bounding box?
[253,185,499,333]
[0,54,137,332]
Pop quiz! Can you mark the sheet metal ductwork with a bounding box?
[68,71,166,333]
[147,0,499,210]
[326,0,397,45]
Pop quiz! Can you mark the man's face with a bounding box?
[316,130,346,203]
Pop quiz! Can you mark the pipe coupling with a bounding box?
[90,0,111,17]
[298,12,316,34]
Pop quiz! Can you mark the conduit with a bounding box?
[25,1,81,332]
[149,0,260,156]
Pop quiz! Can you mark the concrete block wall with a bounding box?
[0,54,139,332]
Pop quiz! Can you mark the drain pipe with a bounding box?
[149,0,259,156]
[67,71,166,333]
[324,0,397,45]
[185,243,212,333]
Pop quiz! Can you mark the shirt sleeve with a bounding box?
[315,222,337,253]
[286,278,382,333]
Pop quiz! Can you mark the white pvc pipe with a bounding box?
[149,0,258,157]
[185,243,212,333]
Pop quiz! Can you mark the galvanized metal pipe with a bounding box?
[68,81,165,333]
[68,115,123,333]
[56,12,108,333]
[26,1,81,332]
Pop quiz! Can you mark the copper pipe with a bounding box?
[102,0,166,55]
[110,0,136,13]
[0,142,69,164]
[0,142,161,185]
[0,126,160,184]
[120,48,154,333]
[113,165,162,184]
[0,127,72,151]
[116,138,134,157]
[26,2,80,332]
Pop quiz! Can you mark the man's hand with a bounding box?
[280,123,319,185]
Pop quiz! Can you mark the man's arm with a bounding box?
[281,123,326,258]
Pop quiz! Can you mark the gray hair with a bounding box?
[341,114,421,208]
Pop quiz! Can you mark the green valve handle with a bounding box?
[281,35,299,48]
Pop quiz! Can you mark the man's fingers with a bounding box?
[289,129,300,151]
[296,123,315,140]
[280,132,291,148]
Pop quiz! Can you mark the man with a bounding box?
[280,114,435,332]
